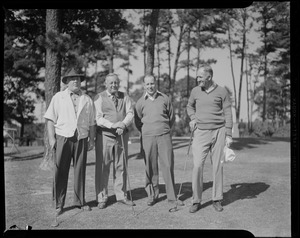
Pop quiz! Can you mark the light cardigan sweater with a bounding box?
[187,84,233,137]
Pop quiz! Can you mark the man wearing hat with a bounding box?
[44,68,96,216]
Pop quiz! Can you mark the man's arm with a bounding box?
[88,125,95,150]
[88,101,96,150]
[186,89,196,130]
[134,102,143,132]
[94,94,114,128]
[223,92,233,138]
[166,96,175,128]
[47,119,56,150]
[223,91,233,147]
[121,95,134,128]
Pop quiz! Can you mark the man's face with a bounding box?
[105,75,119,94]
[196,68,211,89]
[67,77,81,92]
[144,76,157,96]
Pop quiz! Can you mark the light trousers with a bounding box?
[95,130,129,203]
[191,126,225,204]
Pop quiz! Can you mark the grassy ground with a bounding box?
[3,137,291,237]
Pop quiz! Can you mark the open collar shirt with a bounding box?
[44,88,96,140]
[144,90,161,101]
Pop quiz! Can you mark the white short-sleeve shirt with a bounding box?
[44,89,96,140]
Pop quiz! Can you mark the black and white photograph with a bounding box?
[2,2,297,237]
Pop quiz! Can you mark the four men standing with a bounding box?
[45,64,233,215]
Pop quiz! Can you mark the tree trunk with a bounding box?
[127,46,130,95]
[85,66,88,92]
[41,9,62,170]
[187,27,191,97]
[145,9,159,75]
[245,54,251,131]
[94,62,97,93]
[107,33,114,73]
[196,20,201,80]
[143,10,147,75]
[171,24,184,101]
[167,25,172,94]
[156,43,161,91]
[237,25,246,123]
[227,25,238,121]
[262,40,267,121]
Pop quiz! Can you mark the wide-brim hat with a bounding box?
[62,68,85,84]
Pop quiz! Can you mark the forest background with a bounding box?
[3,3,291,156]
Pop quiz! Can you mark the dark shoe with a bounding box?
[212,201,223,212]
[117,198,136,206]
[147,198,157,206]
[189,203,201,213]
[56,207,63,216]
[97,202,107,209]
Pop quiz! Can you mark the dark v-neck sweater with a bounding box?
[187,85,233,137]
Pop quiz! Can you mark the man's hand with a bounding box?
[189,120,196,131]
[111,121,126,130]
[116,128,124,135]
[225,136,233,148]
[49,137,56,150]
[88,139,95,151]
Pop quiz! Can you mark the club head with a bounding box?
[51,217,59,227]
[168,206,180,213]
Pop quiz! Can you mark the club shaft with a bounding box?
[121,134,135,215]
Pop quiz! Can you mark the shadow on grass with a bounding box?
[124,181,212,203]
[230,137,290,151]
[173,137,290,152]
[66,182,269,211]
[222,182,270,207]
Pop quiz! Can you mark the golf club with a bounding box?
[51,213,59,227]
[121,134,136,216]
[169,128,195,213]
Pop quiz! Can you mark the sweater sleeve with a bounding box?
[223,91,233,137]
[166,96,175,128]
[186,89,196,121]
[134,100,143,132]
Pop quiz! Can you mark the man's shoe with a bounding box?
[189,203,201,213]
[147,198,157,206]
[97,202,107,209]
[212,201,223,212]
[117,198,136,206]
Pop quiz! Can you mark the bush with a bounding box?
[250,120,275,137]
[273,123,290,137]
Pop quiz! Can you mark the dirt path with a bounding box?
[3,137,291,237]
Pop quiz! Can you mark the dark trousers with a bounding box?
[142,133,176,201]
[53,133,88,209]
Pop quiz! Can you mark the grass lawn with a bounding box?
[3,137,291,237]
